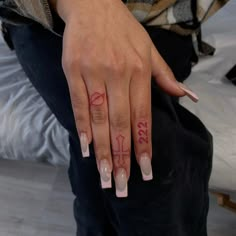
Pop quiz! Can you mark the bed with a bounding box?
[0,25,70,165]
[0,1,235,211]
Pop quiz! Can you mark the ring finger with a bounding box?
[86,79,113,189]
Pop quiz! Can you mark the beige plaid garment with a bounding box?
[5,0,230,35]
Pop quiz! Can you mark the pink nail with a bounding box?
[80,133,90,158]
[115,168,128,198]
[140,153,153,181]
[178,82,199,103]
[99,159,112,189]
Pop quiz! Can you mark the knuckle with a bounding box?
[91,106,107,124]
[110,62,124,75]
[80,56,95,72]
[71,93,87,110]
[71,97,88,125]
[131,56,146,74]
[135,61,145,73]
[111,115,129,130]
[103,56,125,75]
[95,148,110,160]
[74,111,87,125]
[133,108,149,121]
[62,55,80,73]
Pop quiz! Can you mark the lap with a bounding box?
[6,22,212,236]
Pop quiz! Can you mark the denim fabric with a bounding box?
[6,22,212,236]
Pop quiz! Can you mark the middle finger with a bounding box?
[107,81,131,198]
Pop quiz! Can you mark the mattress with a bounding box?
[0,1,235,192]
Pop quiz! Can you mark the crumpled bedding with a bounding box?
[0,31,70,166]
[0,1,235,192]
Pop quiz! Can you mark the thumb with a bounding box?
[151,43,198,102]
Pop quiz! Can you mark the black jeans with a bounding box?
[6,22,212,236]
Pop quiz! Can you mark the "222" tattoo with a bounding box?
[137,121,148,144]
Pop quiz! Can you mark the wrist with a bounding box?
[48,0,76,22]
[57,0,74,22]
[52,0,122,23]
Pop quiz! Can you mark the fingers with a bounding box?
[68,71,113,189]
[151,43,199,102]
[151,43,186,96]
[67,76,92,158]
[107,81,131,198]
[86,80,113,189]
[130,64,153,181]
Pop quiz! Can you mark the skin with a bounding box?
[49,0,186,193]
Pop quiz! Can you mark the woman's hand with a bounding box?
[53,0,194,197]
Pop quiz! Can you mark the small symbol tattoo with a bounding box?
[137,121,148,144]
[90,92,105,106]
[113,134,129,167]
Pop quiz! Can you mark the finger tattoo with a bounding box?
[137,121,148,144]
[90,92,105,106]
[113,134,130,168]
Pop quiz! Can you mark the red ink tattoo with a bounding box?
[137,121,148,144]
[90,92,105,106]
[113,134,129,167]
[137,121,148,129]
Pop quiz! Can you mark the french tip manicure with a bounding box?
[178,82,199,103]
[140,153,153,181]
[101,179,112,189]
[80,133,90,158]
[100,159,112,189]
[142,172,153,181]
[116,184,128,198]
[115,168,128,198]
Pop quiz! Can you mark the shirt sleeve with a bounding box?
[0,0,231,37]
[14,0,53,29]
[0,0,54,32]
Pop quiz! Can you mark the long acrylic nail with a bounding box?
[99,159,112,189]
[80,133,90,158]
[178,82,199,103]
[140,153,153,181]
[115,168,128,198]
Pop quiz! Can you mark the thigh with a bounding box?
[100,28,212,235]
[6,22,116,236]
[6,22,212,236]
[103,85,212,236]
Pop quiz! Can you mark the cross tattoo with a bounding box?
[113,134,129,167]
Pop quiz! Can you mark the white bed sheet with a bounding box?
[0,1,235,192]
[0,31,70,166]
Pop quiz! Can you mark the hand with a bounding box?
[53,0,197,197]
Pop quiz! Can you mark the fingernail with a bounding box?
[140,153,153,181]
[115,168,128,198]
[178,82,199,103]
[80,133,90,158]
[99,159,112,189]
